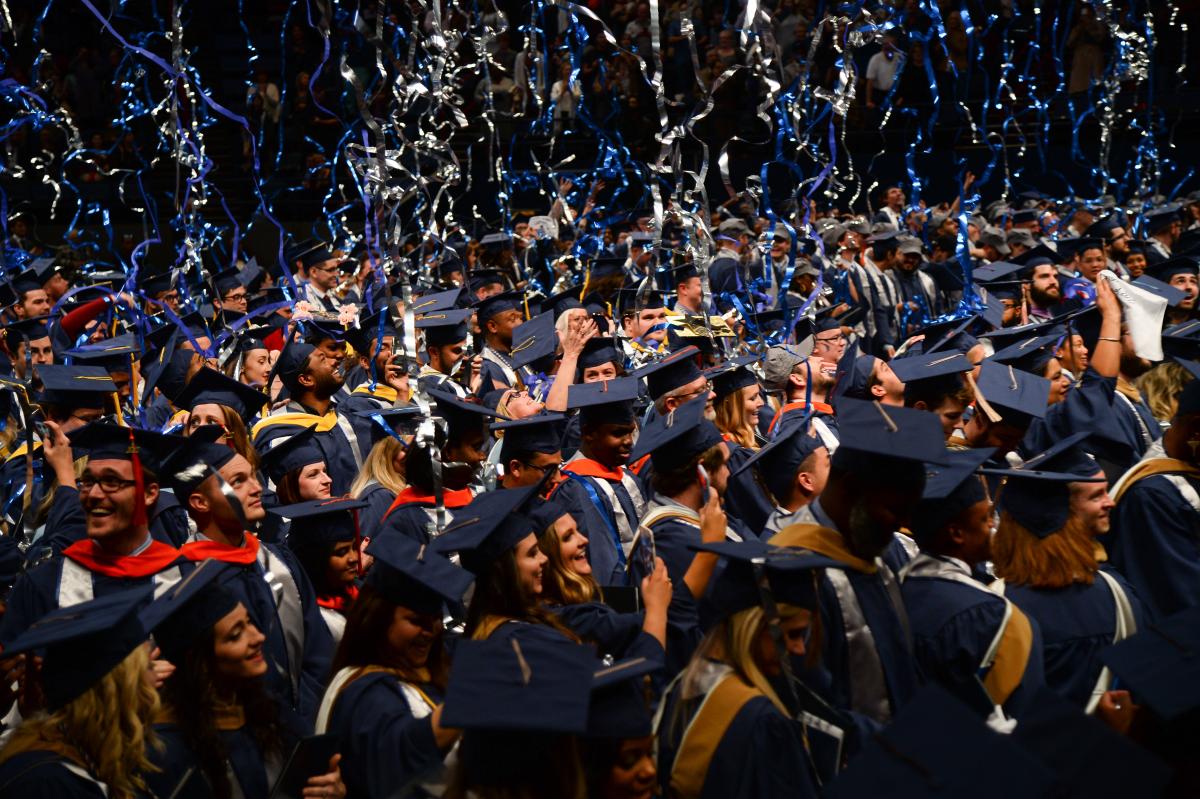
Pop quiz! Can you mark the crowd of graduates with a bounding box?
[0,185,1199,798]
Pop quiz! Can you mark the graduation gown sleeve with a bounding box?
[38,485,87,553]
[267,543,335,723]
[1108,474,1200,621]
[550,602,665,665]
[703,698,821,799]
[326,673,447,797]
[0,751,107,799]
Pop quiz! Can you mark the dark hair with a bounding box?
[762,449,820,506]
[331,584,449,689]
[160,627,284,796]
[275,469,305,505]
[404,426,448,494]
[464,547,578,641]
[649,444,723,497]
[903,371,970,410]
[581,736,623,799]
[447,731,586,799]
[286,535,338,597]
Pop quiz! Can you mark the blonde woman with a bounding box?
[712,360,765,450]
[0,590,161,799]
[350,432,410,545]
[657,543,827,799]
[531,500,670,662]
[1135,360,1192,425]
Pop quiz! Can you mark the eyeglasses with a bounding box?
[76,475,138,493]
[223,290,248,302]
[814,333,846,344]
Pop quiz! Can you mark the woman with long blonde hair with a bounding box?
[350,430,410,543]
[0,590,161,799]
[711,360,779,533]
[657,542,826,799]
[531,500,670,662]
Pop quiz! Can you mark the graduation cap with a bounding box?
[543,285,585,319]
[633,345,702,399]
[140,559,240,665]
[1,587,155,710]
[824,685,1055,798]
[427,388,505,429]
[431,482,543,574]
[347,307,398,354]
[175,367,267,418]
[1132,275,1188,307]
[409,287,463,315]
[416,308,473,347]
[630,395,723,470]
[356,406,424,448]
[918,315,983,355]
[1142,205,1181,235]
[162,434,243,497]
[212,265,244,296]
[910,447,996,542]
[66,422,176,472]
[36,364,117,407]
[1012,688,1173,795]
[889,351,971,384]
[614,285,666,316]
[692,539,841,620]
[1143,256,1199,284]
[433,256,466,280]
[64,334,140,372]
[1057,237,1105,261]
[988,328,1066,375]
[1011,243,1061,267]
[140,331,196,405]
[586,255,625,282]
[1100,605,1200,723]
[3,315,53,346]
[833,398,951,466]
[467,269,508,293]
[479,232,514,250]
[567,376,639,427]
[972,260,1028,284]
[441,632,596,733]
[493,413,566,463]
[258,424,323,484]
[970,360,1050,426]
[587,657,661,739]
[664,261,700,287]
[475,290,525,324]
[577,337,623,374]
[980,319,1057,353]
[365,530,474,616]
[509,311,558,370]
[297,243,338,270]
[707,354,759,400]
[983,432,1105,538]
[269,497,368,545]
[830,352,878,403]
[268,337,316,392]
[732,416,829,502]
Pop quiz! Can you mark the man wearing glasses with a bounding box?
[299,244,357,312]
[213,267,250,320]
[0,422,187,645]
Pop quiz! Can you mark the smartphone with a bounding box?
[591,313,608,332]
[269,734,341,799]
[697,464,711,505]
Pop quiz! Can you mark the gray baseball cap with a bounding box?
[762,340,815,391]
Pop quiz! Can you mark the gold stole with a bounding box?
[669,674,761,799]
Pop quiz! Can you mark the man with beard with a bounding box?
[252,336,366,496]
[1087,216,1132,276]
[416,307,476,398]
[889,238,940,334]
[1109,378,1200,621]
[770,399,949,724]
[1025,258,1063,320]
[761,346,838,436]
[169,436,332,722]
[552,378,647,586]
[1145,257,1199,327]
[474,290,525,396]
[1143,205,1182,264]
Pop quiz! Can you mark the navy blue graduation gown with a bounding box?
[658,683,820,799]
[149,714,305,799]
[0,751,108,798]
[1021,369,1143,477]
[630,514,707,675]
[550,602,665,665]
[552,463,644,587]
[1109,472,1200,621]
[0,545,188,646]
[374,488,474,546]
[356,482,398,540]
[1004,567,1143,709]
[325,674,447,797]
[722,442,775,537]
[900,556,1045,716]
[252,407,366,496]
[340,384,406,455]
[180,539,333,724]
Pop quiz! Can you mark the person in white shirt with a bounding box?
[865,31,904,109]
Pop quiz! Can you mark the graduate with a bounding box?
[769,398,942,723]
[493,413,566,490]
[272,497,369,644]
[899,448,1046,717]
[0,589,162,798]
[341,307,412,446]
[167,436,333,722]
[581,657,661,799]
[433,482,580,648]
[145,560,345,798]
[258,424,334,505]
[531,497,669,664]
[176,365,269,439]
[657,540,835,799]
[709,355,778,530]
[474,290,527,395]
[251,336,367,496]
[628,395,743,673]
[735,416,831,536]
[376,389,499,544]
[349,408,418,538]
[1107,377,1200,620]
[316,532,474,797]
[0,422,187,645]
[415,307,475,398]
[440,631,597,799]
[552,378,647,585]
[987,432,1144,712]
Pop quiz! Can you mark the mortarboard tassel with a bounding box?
[127,428,148,528]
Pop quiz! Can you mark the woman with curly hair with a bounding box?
[0,589,161,799]
[146,561,345,798]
